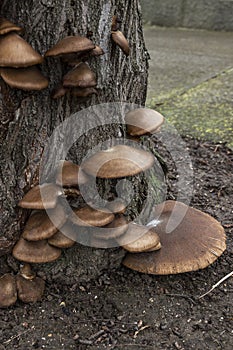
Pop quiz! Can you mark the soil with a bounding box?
[0,136,233,350]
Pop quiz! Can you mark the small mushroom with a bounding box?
[22,204,67,241]
[0,66,49,90]
[0,33,43,67]
[18,183,62,210]
[123,201,226,274]
[63,62,97,88]
[0,274,17,308]
[16,265,45,303]
[12,238,62,263]
[0,17,23,35]
[118,223,161,252]
[56,160,89,187]
[111,30,130,56]
[93,215,129,240]
[106,198,127,214]
[71,86,98,97]
[70,206,114,227]
[44,35,95,58]
[125,108,165,137]
[81,144,155,179]
[48,224,76,249]
[51,84,68,99]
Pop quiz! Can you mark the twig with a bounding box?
[199,270,233,299]
[3,327,34,344]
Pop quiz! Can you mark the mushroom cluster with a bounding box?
[46,35,103,100]
[0,17,48,91]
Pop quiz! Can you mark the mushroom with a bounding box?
[111,30,130,56]
[12,238,62,263]
[18,183,62,209]
[70,86,98,97]
[22,204,67,241]
[93,215,129,240]
[0,66,49,90]
[106,198,127,214]
[16,264,45,303]
[122,201,226,274]
[81,144,155,179]
[48,223,76,249]
[0,273,17,308]
[44,35,95,58]
[118,223,161,252]
[63,62,97,88]
[0,17,23,35]
[51,84,68,99]
[125,108,165,137]
[56,160,89,187]
[70,205,114,227]
[0,33,43,67]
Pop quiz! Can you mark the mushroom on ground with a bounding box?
[81,144,155,179]
[16,264,45,303]
[12,238,62,263]
[0,273,17,308]
[123,200,226,274]
[125,108,165,137]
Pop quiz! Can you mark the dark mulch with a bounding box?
[0,137,232,350]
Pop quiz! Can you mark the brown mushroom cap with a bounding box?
[71,87,98,97]
[63,63,97,88]
[51,84,68,99]
[48,228,76,248]
[81,144,155,179]
[18,183,62,209]
[16,274,45,303]
[125,108,165,136]
[22,204,67,241]
[111,30,130,56]
[70,206,114,227]
[12,238,62,263]
[118,223,161,252]
[0,17,23,35]
[44,35,95,57]
[0,66,49,90]
[123,201,226,274]
[56,160,89,187]
[106,198,127,214]
[93,215,129,240]
[0,274,17,308]
[0,33,43,67]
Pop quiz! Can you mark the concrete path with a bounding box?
[144,26,233,148]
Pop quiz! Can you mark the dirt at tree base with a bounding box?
[0,136,232,350]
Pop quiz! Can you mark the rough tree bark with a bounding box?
[0,0,150,284]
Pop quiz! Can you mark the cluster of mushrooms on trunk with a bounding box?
[0,17,226,308]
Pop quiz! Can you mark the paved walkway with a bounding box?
[144,26,233,148]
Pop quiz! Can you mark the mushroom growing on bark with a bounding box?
[123,201,226,274]
[111,15,130,56]
[0,17,23,35]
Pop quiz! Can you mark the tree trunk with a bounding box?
[0,0,150,283]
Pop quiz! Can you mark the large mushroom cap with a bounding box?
[0,33,43,67]
[12,238,61,263]
[0,17,23,35]
[18,183,62,209]
[125,108,164,136]
[63,63,97,88]
[0,274,17,308]
[0,66,49,90]
[22,204,67,241]
[123,201,226,274]
[44,35,95,57]
[81,144,155,179]
[70,206,114,227]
